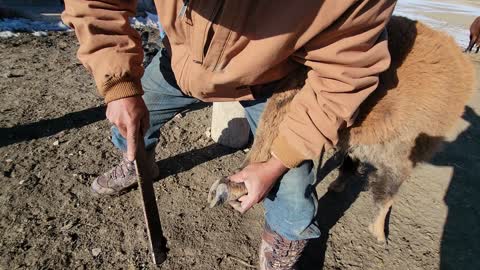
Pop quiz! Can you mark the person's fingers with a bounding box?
[126,123,140,161]
[117,122,128,139]
[140,112,150,136]
[229,170,247,183]
[228,201,243,213]
[239,195,256,213]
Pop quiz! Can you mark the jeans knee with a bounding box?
[262,161,319,240]
[265,201,320,240]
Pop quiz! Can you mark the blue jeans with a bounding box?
[112,49,321,241]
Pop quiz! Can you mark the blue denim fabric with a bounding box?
[112,49,320,241]
[240,100,321,241]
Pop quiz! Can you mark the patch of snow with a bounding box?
[130,12,165,39]
[394,0,479,46]
[0,18,69,32]
[2,1,475,45]
[0,31,19,38]
[394,9,469,45]
[0,12,165,39]
[130,12,160,29]
[32,31,48,37]
[397,0,480,17]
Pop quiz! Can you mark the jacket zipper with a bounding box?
[179,0,193,25]
[196,0,222,65]
[178,0,189,18]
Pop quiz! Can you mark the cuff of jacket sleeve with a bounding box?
[103,77,143,103]
[271,135,306,169]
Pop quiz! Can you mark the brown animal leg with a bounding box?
[365,160,411,243]
[368,198,394,243]
[472,35,480,53]
[328,155,359,193]
[367,164,405,243]
[363,134,443,242]
[466,35,475,52]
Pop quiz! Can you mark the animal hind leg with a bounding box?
[367,165,408,243]
[328,154,359,193]
[366,134,442,242]
[474,36,480,53]
[466,35,474,52]
[369,196,394,243]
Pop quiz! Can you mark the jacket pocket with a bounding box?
[189,0,223,65]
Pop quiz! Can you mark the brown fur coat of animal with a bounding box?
[246,16,475,166]
[208,16,476,242]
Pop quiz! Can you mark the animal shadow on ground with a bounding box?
[297,106,480,269]
[434,106,480,270]
[155,117,248,182]
[0,105,106,148]
[155,142,235,182]
[296,153,368,269]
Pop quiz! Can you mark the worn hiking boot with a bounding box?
[91,149,159,195]
[259,225,308,270]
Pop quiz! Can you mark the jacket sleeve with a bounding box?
[61,0,144,103]
[271,0,396,168]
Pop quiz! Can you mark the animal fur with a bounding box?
[242,16,475,242]
[466,16,480,53]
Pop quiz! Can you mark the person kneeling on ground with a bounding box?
[62,1,396,269]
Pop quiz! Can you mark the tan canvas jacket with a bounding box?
[62,0,396,168]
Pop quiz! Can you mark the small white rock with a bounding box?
[211,102,250,148]
[53,140,59,146]
[5,159,12,163]
[174,113,184,119]
[243,148,250,153]
[92,248,101,257]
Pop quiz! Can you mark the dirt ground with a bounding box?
[1,29,479,270]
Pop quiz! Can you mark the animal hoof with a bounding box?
[208,178,228,208]
[207,177,247,208]
[368,223,386,243]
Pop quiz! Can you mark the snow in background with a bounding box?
[129,11,165,39]
[0,11,164,39]
[394,0,480,46]
[1,0,478,45]
[0,18,69,37]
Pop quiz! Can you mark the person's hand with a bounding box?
[229,156,288,214]
[106,96,149,161]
